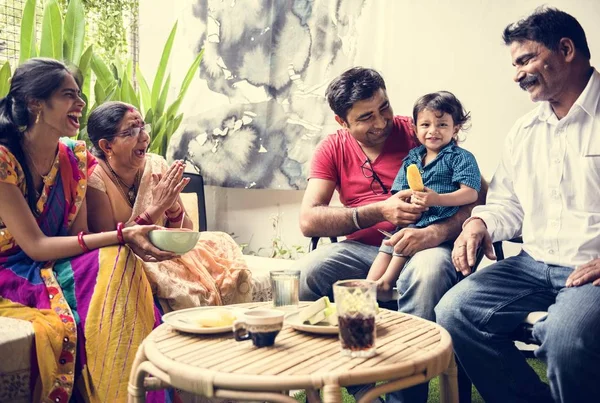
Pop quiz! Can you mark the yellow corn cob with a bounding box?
[406,164,424,191]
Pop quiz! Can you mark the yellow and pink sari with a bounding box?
[0,139,167,402]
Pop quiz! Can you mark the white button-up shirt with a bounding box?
[473,68,600,268]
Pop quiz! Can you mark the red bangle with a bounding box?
[166,205,181,218]
[167,210,184,223]
[116,222,125,244]
[143,211,152,223]
[134,215,150,225]
[77,231,90,253]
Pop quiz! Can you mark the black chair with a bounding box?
[181,172,207,232]
[309,236,337,251]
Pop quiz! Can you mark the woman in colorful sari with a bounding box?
[0,59,175,402]
[86,101,252,311]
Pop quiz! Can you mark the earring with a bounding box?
[35,112,40,125]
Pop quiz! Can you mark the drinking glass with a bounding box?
[270,270,300,310]
[333,279,377,357]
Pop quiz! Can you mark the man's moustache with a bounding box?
[519,75,539,91]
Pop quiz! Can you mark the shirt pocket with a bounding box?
[580,117,600,157]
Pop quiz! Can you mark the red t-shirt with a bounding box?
[309,116,416,246]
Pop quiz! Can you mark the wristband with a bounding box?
[77,231,90,253]
[352,207,362,230]
[116,222,125,244]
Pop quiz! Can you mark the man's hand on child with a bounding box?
[411,187,439,207]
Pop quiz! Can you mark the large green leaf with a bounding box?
[91,53,115,91]
[94,80,106,105]
[63,0,85,65]
[19,0,38,64]
[149,115,167,151]
[0,62,12,98]
[40,0,63,60]
[178,48,204,98]
[144,108,154,126]
[78,45,94,99]
[151,22,177,107]
[154,74,171,118]
[136,66,151,115]
[168,113,184,142]
[120,71,140,110]
[165,48,204,119]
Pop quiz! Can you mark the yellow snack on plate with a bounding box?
[195,309,237,328]
[406,164,424,191]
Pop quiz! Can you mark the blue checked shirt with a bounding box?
[391,142,481,228]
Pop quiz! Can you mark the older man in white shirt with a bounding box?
[436,7,600,403]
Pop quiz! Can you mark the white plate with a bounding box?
[285,311,339,335]
[162,306,247,334]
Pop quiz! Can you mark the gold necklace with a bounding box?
[28,151,57,186]
[105,160,140,206]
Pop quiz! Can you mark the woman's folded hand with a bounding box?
[151,160,190,213]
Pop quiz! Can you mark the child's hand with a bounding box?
[411,187,439,207]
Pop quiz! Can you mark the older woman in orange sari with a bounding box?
[86,101,252,311]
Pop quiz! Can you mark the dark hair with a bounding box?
[325,67,386,121]
[412,91,471,141]
[87,101,133,158]
[0,58,77,211]
[503,7,590,60]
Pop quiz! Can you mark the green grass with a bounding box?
[294,359,547,402]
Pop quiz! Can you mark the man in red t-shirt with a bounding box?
[294,67,484,403]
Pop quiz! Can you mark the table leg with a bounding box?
[321,384,342,403]
[439,353,459,403]
[128,342,148,403]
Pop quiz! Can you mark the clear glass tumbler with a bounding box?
[270,270,301,310]
[333,279,377,357]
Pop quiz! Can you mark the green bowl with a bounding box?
[148,229,201,254]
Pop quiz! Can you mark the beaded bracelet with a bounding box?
[77,231,90,253]
[116,222,125,245]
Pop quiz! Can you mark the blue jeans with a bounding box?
[295,240,459,403]
[436,250,600,403]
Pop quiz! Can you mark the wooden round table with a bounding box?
[128,302,458,403]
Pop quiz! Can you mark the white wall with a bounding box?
[139,0,600,257]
